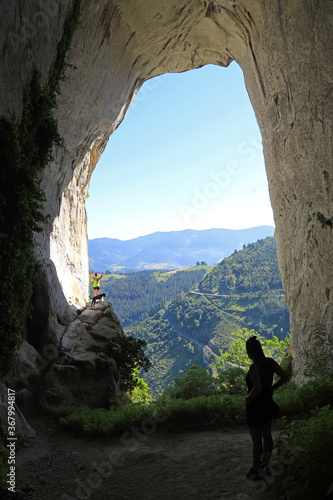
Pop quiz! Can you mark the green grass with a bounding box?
[153,266,213,282]
[102,273,126,280]
[183,265,213,272]
[91,267,212,285]
[59,377,333,437]
[230,304,246,312]
[59,393,245,436]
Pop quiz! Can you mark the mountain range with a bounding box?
[89,226,275,271]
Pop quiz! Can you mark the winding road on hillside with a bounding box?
[163,288,287,358]
[190,290,285,298]
[190,291,230,298]
[163,308,242,367]
[163,310,205,348]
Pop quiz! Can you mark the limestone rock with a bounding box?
[60,319,93,352]
[16,388,33,406]
[14,342,47,388]
[38,354,117,412]
[90,316,122,342]
[1,0,332,382]
[39,302,123,412]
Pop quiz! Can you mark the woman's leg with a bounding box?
[248,426,263,470]
[261,422,273,464]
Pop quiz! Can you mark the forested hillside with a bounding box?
[199,237,282,294]
[92,267,210,327]
[127,237,290,397]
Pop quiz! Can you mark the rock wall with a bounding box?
[1,0,332,381]
[7,301,124,413]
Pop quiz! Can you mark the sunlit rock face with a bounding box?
[39,301,124,412]
[5,301,124,413]
[1,0,332,381]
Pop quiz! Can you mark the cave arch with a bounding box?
[2,0,332,381]
[85,62,272,242]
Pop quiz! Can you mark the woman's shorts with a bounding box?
[246,395,280,428]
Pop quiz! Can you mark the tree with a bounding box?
[130,368,152,405]
[103,335,151,393]
[218,366,247,395]
[215,328,291,371]
[164,364,218,399]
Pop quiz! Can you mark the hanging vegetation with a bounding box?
[0,0,82,375]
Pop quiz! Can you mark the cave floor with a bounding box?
[14,415,277,500]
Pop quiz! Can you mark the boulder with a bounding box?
[90,316,122,342]
[38,302,123,412]
[38,355,117,412]
[60,319,93,352]
[14,341,47,388]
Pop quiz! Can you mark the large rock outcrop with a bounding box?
[1,0,332,381]
[38,301,124,412]
[8,301,124,413]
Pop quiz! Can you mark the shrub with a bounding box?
[91,335,151,394]
[267,406,333,499]
[59,404,150,436]
[162,365,219,400]
[59,393,247,436]
[218,366,247,395]
[274,377,333,415]
[58,378,333,439]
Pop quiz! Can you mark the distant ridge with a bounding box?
[88,226,275,271]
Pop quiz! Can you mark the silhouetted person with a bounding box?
[245,335,288,480]
[90,271,103,297]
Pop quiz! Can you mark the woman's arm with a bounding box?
[271,358,289,392]
[246,363,262,405]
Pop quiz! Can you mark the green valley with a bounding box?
[90,266,212,327]
[126,237,290,397]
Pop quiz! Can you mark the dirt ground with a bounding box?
[12,415,278,500]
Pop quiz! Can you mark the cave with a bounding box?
[1,0,332,381]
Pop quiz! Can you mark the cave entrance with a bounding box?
[86,61,274,273]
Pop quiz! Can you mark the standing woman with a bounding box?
[90,271,103,297]
[245,336,288,480]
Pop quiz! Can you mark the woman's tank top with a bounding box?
[246,357,274,394]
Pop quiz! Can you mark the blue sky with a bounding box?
[86,61,274,241]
